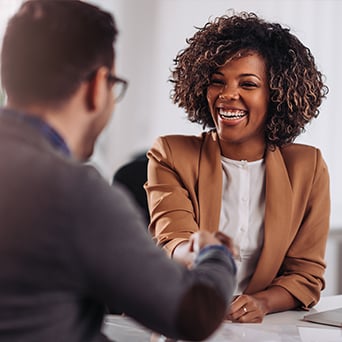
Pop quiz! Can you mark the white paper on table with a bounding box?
[298,326,342,342]
[206,324,301,342]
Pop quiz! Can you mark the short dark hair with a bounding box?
[1,0,118,107]
[171,11,328,147]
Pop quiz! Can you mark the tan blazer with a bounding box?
[145,131,330,308]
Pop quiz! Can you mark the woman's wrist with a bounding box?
[252,286,299,315]
[172,241,194,267]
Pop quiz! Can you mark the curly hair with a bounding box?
[171,11,328,147]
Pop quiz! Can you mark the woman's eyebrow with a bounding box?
[240,73,262,80]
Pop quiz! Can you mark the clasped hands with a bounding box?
[189,230,236,256]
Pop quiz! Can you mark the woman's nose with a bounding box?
[219,85,239,100]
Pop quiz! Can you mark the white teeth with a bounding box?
[219,109,246,119]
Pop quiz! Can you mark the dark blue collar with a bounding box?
[0,107,71,156]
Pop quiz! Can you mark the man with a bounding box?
[0,1,236,341]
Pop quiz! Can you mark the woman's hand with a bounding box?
[214,231,237,257]
[189,230,222,253]
[226,287,300,323]
[226,294,267,323]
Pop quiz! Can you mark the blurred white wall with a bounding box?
[1,0,341,293]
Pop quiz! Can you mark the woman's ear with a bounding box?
[85,66,108,112]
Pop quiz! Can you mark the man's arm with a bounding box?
[68,172,236,341]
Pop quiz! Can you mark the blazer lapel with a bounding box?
[198,131,222,233]
[245,147,293,294]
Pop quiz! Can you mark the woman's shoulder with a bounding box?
[152,131,214,154]
[280,143,322,159]
[148,131,219,172]
[157,131,208,143]
[277,143,326,169]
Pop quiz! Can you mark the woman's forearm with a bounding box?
[252,286,300,314]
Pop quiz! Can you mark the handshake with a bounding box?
[190,231,236,256]
[173,230,237,269]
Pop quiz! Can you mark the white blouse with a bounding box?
[219,156,266,295]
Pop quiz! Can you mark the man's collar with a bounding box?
[0,107,71,156]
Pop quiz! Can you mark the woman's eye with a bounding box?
[210,79,225,86]
[241,81,257,88]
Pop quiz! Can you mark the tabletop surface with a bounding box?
[103,295,342,342]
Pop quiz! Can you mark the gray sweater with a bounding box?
[0,111,236,341]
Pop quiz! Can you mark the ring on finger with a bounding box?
[243,306,248,313]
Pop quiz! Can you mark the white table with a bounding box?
[103,295,342,341]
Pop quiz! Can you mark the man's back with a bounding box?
[0,113,115,341]
[0,112,236,341]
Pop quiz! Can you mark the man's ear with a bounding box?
[85,66,108,112]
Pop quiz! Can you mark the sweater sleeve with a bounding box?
[67,167,236,341]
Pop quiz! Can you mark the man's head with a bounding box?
[1,0,118,108]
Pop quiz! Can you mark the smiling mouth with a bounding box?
[218,109,247,120]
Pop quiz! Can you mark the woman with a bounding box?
[145,12,330,323]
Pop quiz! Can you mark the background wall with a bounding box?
[91,0,342,231]
[0,0,341,294]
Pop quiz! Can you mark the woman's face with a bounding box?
[206,52,269,160]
